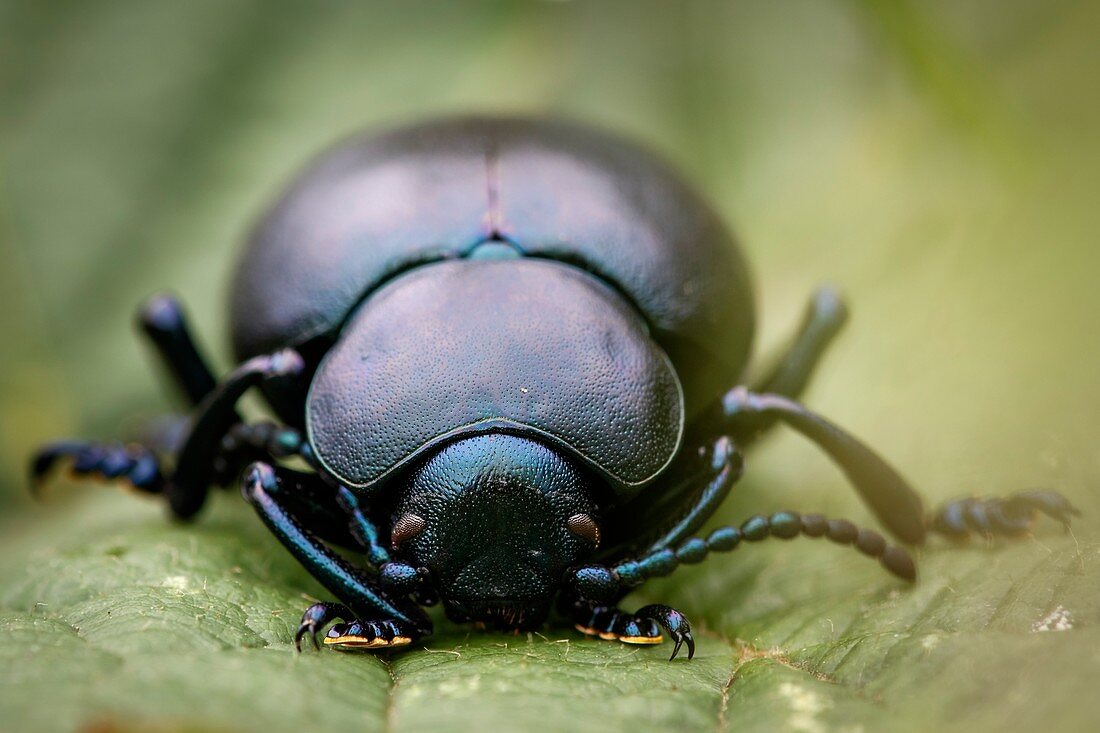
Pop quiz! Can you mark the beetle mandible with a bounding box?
[33,117,1077,659]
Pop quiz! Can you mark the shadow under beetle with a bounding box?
[33,117,1079,660]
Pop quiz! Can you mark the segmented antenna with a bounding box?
[615,511,917,586]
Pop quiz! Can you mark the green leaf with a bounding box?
[1,489,1095,733]
[0,493,736,732]
[3,0,1100,731]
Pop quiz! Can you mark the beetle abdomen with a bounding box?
[231,117,754,412]
[305,259,683,495]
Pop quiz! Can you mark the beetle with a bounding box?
[33,117,1077,660]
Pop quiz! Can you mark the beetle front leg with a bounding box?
[295,602,422,652]
[238,460,402,570]
[560,566,695,660]
[566,600,695,660]
[241,462,431,652]
[214,421,320,481]
[559,432,734,661]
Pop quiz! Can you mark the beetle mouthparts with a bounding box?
[443,598,548,631]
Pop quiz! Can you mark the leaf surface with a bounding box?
[2,1,1099,731]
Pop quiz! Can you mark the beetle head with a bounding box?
[391,433,602,630]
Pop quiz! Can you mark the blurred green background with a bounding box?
[1,1,1098,732]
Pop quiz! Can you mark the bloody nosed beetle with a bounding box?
[33,118,1078,660]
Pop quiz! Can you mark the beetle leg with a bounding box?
[169,348,304,519]
[276,475,403,573]
[30,441,164,496]
[750,285,849,412]
[635,605,694,660]
[30,414,365,551]
[296,602,353,651]
[137,294,222,407]
[241,461,431,651]
[569,601,695,660]
[230,457,396,567]
[28,421,315,512]
[929,490,1079,540]
[715,389,1080,545]
[644,434,742,553]
[718,388,927,544]
[29,292,207,494]
[32,349,308,519]
[214,421,320,481]
[251,466,368,549]
[332,485,392,567]
[254,469,426,571]
[321,618,421,651]
[295,602,422,651]
[30,297,296,511]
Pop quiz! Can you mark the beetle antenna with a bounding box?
[613,511,917,586]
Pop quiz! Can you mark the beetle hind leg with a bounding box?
[570,601,695,660]
[750,286,848,408]
[138,293,220,407]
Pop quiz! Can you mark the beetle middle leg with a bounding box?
[31,441,165,497]
[742,285,848,443]
[240,462,431,651]
[32,347,305,520]
[715,388,1077,543]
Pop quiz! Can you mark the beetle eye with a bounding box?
[567,513,601,548]
[391,513,427,549]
